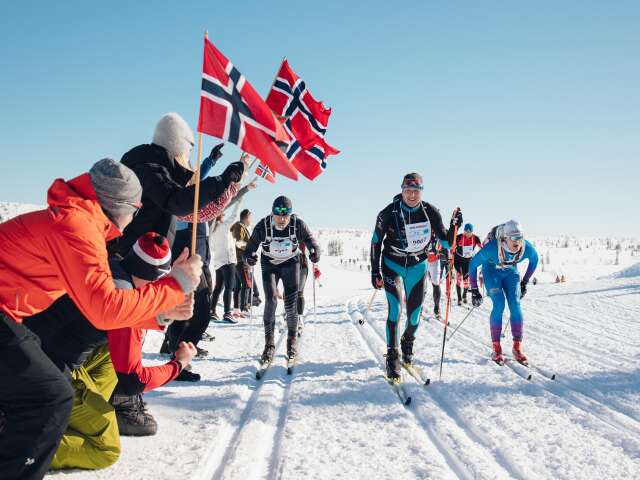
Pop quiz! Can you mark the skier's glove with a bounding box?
[520,280,528,299]
[245,254,258,267]
[451,209,463,228]
[221,161,245,184]
[308,249,320,264]
[371,272,383,290]
[470,288,483,307]
[313,265,321,279]
[209,143,224,161]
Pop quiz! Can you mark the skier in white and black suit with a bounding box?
[243,196,320,364]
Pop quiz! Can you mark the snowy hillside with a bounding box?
[3,204,637,479]
[0,201,42,223]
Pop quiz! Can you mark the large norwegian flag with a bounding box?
[266,59,339,180]
[197,38,298,180]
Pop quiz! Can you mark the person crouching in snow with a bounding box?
[468,220,539,364]
[0,159,202,480]
[24,232,197,470]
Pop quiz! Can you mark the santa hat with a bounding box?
[122,232,172,281]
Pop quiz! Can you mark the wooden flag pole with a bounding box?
[191,31,208,257]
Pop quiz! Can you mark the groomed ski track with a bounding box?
[46,264,640,480]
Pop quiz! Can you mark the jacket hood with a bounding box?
[123,144,193,188]
[47,173,121,241]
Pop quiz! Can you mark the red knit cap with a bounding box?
[122,232,172,281]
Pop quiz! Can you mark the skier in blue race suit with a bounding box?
[370,172,462,380]
[468,220,539,364]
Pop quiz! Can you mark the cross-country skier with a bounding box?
[243,196,320,365]
[370,172,462,380]
[426,243,446,319]
[454,223,483,305]
[468,220,539,364]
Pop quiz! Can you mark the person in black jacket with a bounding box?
[370,172,462,379]
[109,112,244,257]
[243,196,320,364]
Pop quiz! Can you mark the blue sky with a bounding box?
[1,1,638,237]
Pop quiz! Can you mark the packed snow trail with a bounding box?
[46,261,640,480]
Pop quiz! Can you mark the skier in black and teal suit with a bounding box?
[370,172,462,379]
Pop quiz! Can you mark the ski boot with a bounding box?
[462,289,468,304]
[457,299,462,306]
[400,334,414,365]
[385,347,401,380]
[286,334,297,360]
[512,341,528,365]
[491,341,504,364]
[261,344,275,365]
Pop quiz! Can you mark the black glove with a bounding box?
[451,209,463,228]
[470,288,483,307]
[371,271,383,290]
[221,161,245,184]
[209,143,224,161]
[245,254,257,267]
[520,280,528,299]
[308,249,320,264]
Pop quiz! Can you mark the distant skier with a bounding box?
[454,223,482,305]
[426,243,446,319]
[468,220,539,364]
[370,172,461,380]
[243,196,320,365]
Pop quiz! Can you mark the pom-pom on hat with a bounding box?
[122,232,172,281]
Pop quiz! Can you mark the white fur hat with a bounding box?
[152,113,195,160]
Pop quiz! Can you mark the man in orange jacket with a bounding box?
[0,158,202,480]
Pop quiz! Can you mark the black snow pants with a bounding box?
[261,260,299,345]
[0,312,74,480]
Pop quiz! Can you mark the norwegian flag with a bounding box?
[255,161,276,184]
[266,59,339,180]
[197,38,298,180]
[287,139,340,181]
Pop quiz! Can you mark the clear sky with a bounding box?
[1,1,638,237]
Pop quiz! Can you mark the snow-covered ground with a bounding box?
[2,204,637,479]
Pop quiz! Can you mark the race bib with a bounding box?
[405,221,431,253]
[270,238,295,259]
[462,245,474,258]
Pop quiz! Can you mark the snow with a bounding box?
[1,204,636,480]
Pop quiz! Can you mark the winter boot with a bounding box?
[223,311,238,324]
[286,334,297,360]
[252,295,262,307]
[463,289,468,304]
[385,347,401,380]
[433,304,440,318]
[261,344,275,365]
[209,311,220,322]
[195,346,209,358]
[175,369,201,382]
[512,341,528,364]
[400,334,414,365]
[111,393,158,436]
[491,341,504,364]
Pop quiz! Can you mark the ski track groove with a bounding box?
[355,299,531,480]
[435,306,640,455]
[194,329,290,480]
[345,299,472,480]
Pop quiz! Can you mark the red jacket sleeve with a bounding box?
[107,327,181,393]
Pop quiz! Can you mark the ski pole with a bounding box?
[438,210,460,380]
[247,266,255,348]
[362,288,379,325]
[447,306,476,342]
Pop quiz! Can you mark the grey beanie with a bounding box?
[152,112,195,160]
[89,158,142,219]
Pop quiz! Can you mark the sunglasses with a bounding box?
[273,207,291,216]
[507,235,523,242]
[402,182,423,191]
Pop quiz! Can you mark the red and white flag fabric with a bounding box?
[197,38,298,180]
[266,59,339,180]
[255,161,276,184]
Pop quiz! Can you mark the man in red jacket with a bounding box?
[0,158,202,480]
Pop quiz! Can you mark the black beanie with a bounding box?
[122,233,172,281]
[272,195,292,214]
